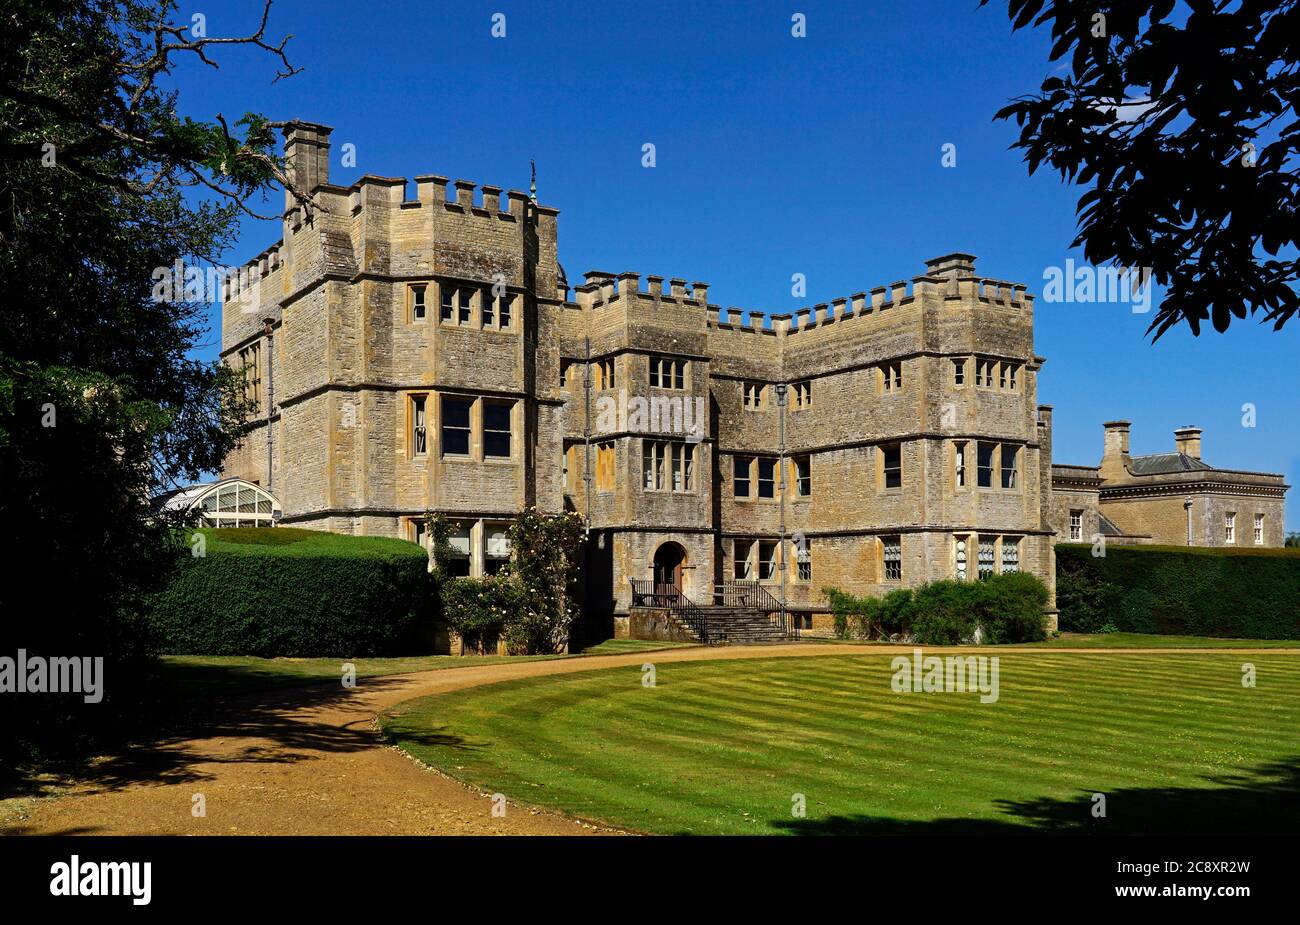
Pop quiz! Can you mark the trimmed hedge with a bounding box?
[1056,543,1300,639]
[146,528,433,656]
[826,572,1050,644]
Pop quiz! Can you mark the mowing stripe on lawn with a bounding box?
[380,653,1300,834]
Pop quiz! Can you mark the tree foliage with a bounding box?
[983,0,1300,337]
[0,0,304,770]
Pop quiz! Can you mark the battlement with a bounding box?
[709,306,782,334]
[574,270,710,308]
[223,240,285,304]
[565,254,1036,348]
[780,267,1030,337]
[280,173,550,226]
[276,123,556,233]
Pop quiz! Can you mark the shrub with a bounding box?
[879,588,914,636]
[440,575,523,654]
[905,581,975,644]
[145,528,432,656]
[1056,543,1300,639]
[824,588,871,639]
[823,573,1048,644]
[429,508,584,655]
[970,571,1050,644]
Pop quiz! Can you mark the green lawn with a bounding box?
[799,632,1300,648]
[1036,632,1300,648]
[574,639,699,655]
[379,652,1300,834]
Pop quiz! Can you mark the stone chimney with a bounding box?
[1174,426,1202,459]
[282,121,333,211]
[924,253,978,279]
[1100,420,1131,480]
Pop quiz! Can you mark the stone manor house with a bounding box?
[216,122,1289,638]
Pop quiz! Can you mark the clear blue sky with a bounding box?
[178,0,1298,529]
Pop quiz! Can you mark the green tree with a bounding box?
[0,0,307,771]
[983,0,1300,337]
[1286,532,1300,548]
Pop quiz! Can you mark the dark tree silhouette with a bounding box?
[0,0,310,772]
[983,0,1300,337]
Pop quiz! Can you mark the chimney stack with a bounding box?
[1174,426,1203,459]
[1100,420,1131,480]
[924,253,978,279]
[282,121,333,212]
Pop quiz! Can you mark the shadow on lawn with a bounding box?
[770,757,1300,835]
[1,661,473,804]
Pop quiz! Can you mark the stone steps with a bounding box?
[686,606,792,644]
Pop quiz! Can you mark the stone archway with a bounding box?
[652,541,688,592]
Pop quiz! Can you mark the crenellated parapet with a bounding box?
[573,270,710,310]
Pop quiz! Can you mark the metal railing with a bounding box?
[630,579,719,644]
[714,580,799,639]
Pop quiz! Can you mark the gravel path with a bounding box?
[6,644,1295,836]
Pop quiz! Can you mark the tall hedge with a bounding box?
[1056,543,1300,639]
[146,528,433,656]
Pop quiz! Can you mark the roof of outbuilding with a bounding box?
[1097,513,1126,536]
[1128,452,1216,475]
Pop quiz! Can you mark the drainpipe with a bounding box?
[582,335,593,538]
[775,382,789,615]
[261,318,275,493]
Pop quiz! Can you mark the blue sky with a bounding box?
[178,0,1298,529]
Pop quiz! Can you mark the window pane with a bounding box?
[442,398,471,455]
[484,402,512,458]
[758,458,776,497]
[883,445,902,489]
[1002,538,1020,573]
[1001,445,1018,489]
[484,431,509,457]
[443,398,470,428]
[486,527,510,558]
[978,442,995,488]
[734,540,753,580]
[734,457,750,496]
[483,403,510,431]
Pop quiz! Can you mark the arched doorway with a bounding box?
[652,542,687,593]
